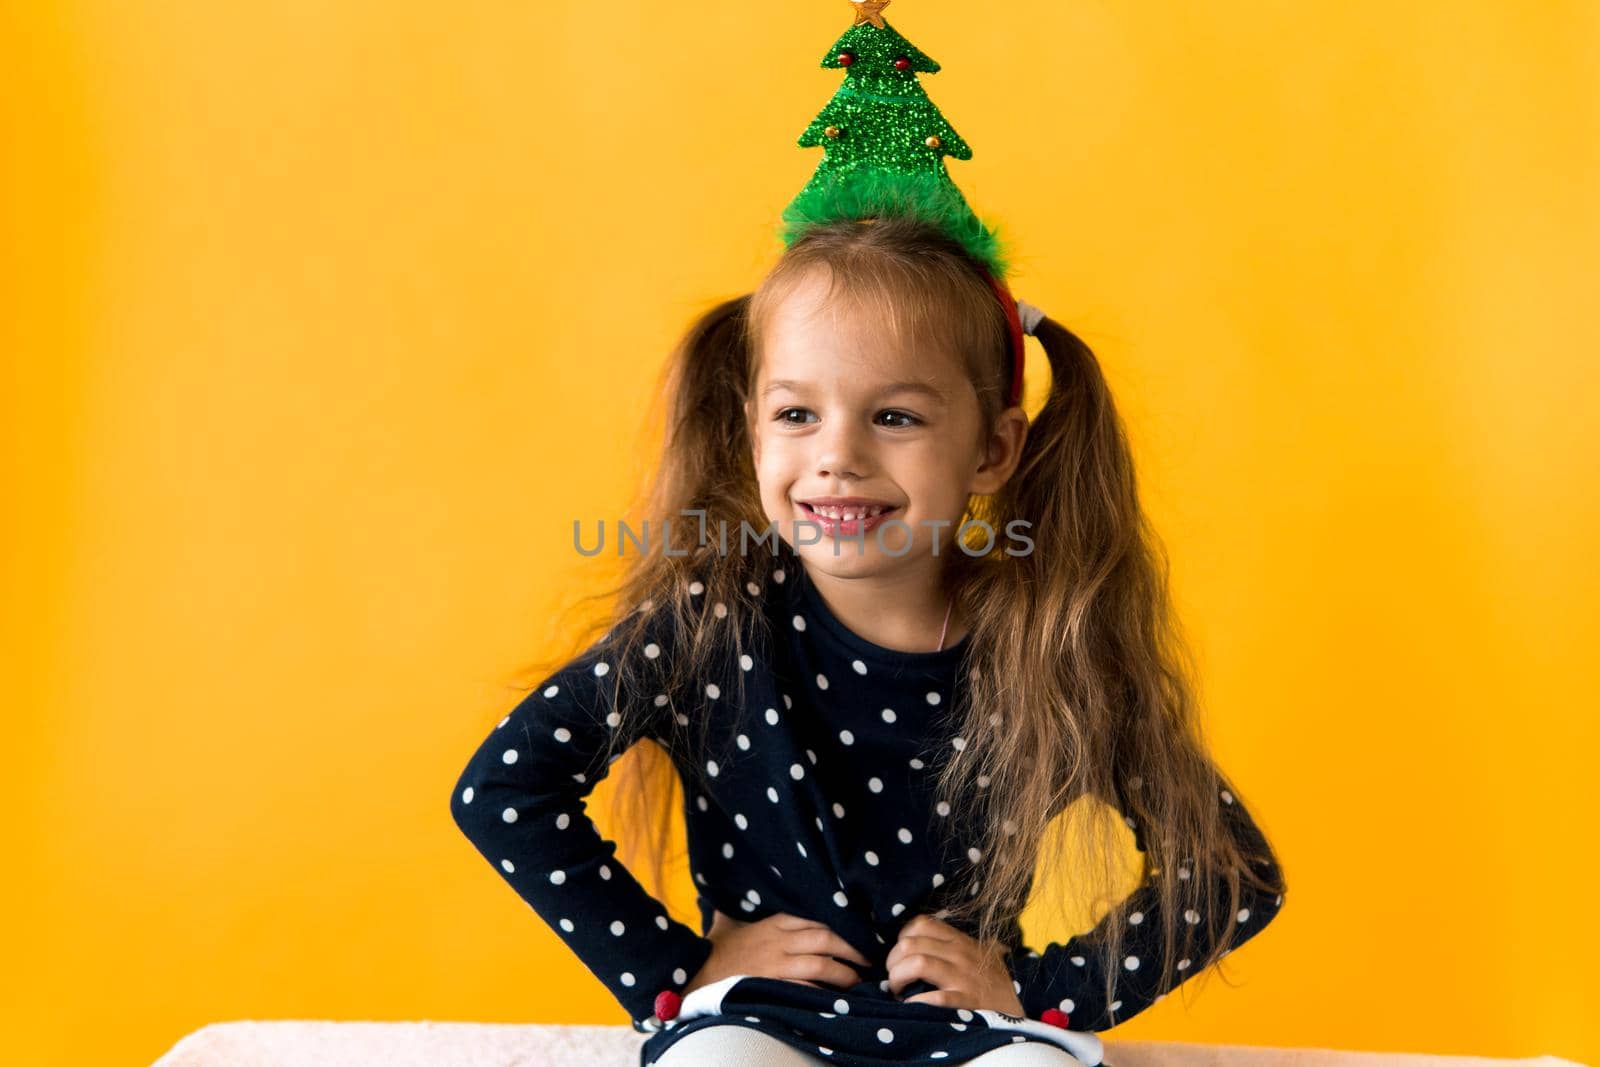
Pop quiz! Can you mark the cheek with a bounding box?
[898,448,960,491]
[755,434,794,471]
[750,437,791,494]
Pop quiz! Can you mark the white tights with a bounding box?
[650,1023,1085,1066]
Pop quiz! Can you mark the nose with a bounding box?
[816,419,870,481]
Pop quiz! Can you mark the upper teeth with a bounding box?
[811,505,888,520]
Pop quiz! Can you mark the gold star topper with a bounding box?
[848,0,891,29]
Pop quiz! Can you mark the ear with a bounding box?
[968,407,1029,496]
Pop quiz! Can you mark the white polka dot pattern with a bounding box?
[449,558,1285,1055]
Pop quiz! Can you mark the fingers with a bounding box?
[778,952,867,990]
[790,924,873,969]
[898,914,959,943]
[707,910,878,992]
[765,911,873,969]
[885,949,964,998]
[884,932,954,973]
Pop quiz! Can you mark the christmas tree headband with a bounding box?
[778,0,1040,407]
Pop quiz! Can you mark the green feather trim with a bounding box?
[779,167,1011,280]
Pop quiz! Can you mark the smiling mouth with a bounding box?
[799,502,901,521]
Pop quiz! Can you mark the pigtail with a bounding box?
[510,293,777,913]
[651,295,759,527]
[941,308,1289,1020]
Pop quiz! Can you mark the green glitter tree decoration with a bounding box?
[780,0,1008,278]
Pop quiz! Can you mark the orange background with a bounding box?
[3,2,1596,1065]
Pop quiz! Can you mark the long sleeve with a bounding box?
[449,613,714,1029]
[1003,774,1286,1031]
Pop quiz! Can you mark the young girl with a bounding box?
[453,6,1285,1062]
[448,215,1287,1067]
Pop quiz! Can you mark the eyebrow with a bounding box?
[760,379,949,404]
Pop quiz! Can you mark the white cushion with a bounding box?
[150,1021,1585,1067]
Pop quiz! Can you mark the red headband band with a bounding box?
[980,269,1027,407]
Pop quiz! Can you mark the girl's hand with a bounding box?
[684,908,873,996]
[885,913,1025,1016]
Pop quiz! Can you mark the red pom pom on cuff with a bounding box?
[653,989,682,1023]
[1039,1008,1071,1029]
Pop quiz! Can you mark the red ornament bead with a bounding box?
[1040,1008,1071,1029]
[894,57,911,70]
[837,51,855,66]
[654,989,682,1022]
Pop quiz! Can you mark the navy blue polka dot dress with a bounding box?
[450,559,1284,1066]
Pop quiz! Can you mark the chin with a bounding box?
[794,538,887,575]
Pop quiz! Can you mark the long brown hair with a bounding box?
[510,214,1287,1016]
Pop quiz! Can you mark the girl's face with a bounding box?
[746,268,1025,581]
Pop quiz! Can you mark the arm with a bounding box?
[1003,774,1286,1031]
[449,611,713,1029]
